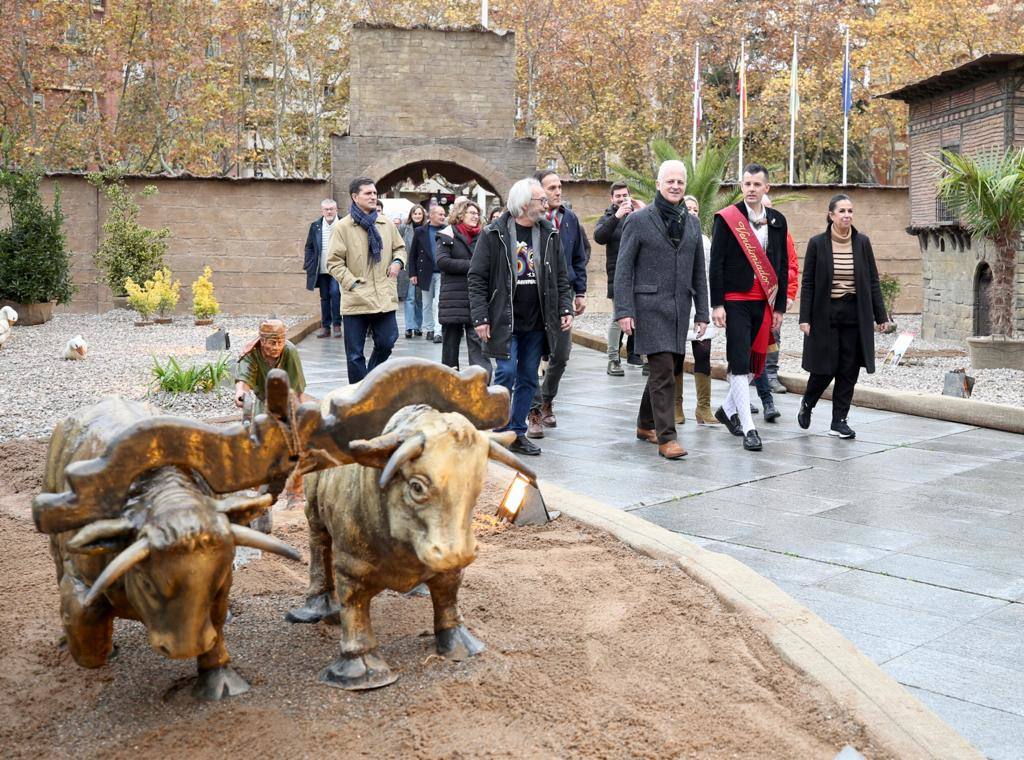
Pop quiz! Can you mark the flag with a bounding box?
[693,44,703,127]
[737,40,747,119]
[789,34,799,118]
[841,30,853,116]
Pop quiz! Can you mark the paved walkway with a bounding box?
[299,322,1024,760]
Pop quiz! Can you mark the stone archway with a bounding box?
[331,24,536,211]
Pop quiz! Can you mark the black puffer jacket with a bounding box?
[435,225,477,325]
[594,204,626,299]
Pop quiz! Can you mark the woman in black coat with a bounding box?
[798,194,890,439]
[436,200,491,377]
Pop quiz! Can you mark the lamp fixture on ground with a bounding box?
[496,473,558,526]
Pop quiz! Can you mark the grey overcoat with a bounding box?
[613,204,710,356]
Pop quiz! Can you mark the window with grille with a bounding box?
[936,142,960,223]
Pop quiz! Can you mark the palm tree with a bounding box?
[934,147,1024,337]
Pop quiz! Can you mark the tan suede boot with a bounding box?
[694,372,718,424]
[674,372,686,424]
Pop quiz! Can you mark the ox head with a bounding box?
[348,405,535,574]
[68,467,299,659]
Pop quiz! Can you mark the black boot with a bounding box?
[797,401,813,430]
[762,396,780,422]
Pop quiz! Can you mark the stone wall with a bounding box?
[332,25,536,209]
[562,181,923,316]
[38,174,330,315]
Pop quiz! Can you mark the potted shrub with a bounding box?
[124,276,160,326]
[935,147,1024,370]
[151,267,181,324]
[191,266,220,325]
[89,171,170,307]
[0,166,74,324]
[879,274,901,333]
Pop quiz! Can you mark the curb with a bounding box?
[288,315,322,344]
[537,480,981,760]
[572,329,1024,434]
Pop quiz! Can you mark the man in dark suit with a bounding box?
[304,198,342,338]
[709,164,789,452]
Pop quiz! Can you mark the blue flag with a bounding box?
[841,33,853,116]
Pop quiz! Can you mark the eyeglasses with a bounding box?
[529,196,546,203]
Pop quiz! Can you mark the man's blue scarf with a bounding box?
[349,203,383,263]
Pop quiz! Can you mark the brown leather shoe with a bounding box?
[332,325,342,338]
[526,409,545,439]
[658,440,687,459]
[315,327,330,338]
[540,401,557,428]
[635,427,658,444]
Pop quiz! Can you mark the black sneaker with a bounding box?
[405,329,413,339]
[743,429,763,451]
[413,330,423,337]
[714,406,743,437]
[797,401,812,430]
[425,331,434,341]
[829,419,856,439]
[509,434,542,456]
[626,353,643,367]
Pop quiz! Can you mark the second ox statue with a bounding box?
[287,402,535,690]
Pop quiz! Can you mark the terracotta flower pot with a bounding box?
[0,299,54,326]
[134,319,154,327]
[966,335,1024,370]
[194,318,214,326]
[154,317,173,324]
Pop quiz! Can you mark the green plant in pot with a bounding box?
[89,171,170,303]
[934,147,1024,370]
[0,164,74,324]
[879,274,901,333]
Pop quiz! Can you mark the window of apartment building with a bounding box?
[91,0,106,11]
[936,141,960,223]
[72,100,89,125]
[206,36,222,59]
[67,57,81,74]
[32,93,45,108]
[323,85,336,99]
[65,24,82,44]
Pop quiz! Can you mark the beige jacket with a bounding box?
[326,214,407,315]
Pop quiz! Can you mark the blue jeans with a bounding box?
[404,286,422,332]
[342,311,398,383]
[494,330,545,435]
[420,272,441,332]
[316,273,341,328]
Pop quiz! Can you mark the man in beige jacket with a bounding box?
[327,176,406,383]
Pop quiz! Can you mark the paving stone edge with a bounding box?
[572,329,1024,434]
[539,480,982,760]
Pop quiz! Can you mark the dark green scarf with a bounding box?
[654,192,687,247]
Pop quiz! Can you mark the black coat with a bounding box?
[593,204,626,299]
[303,218,328,290]
[709,201,789,312]
[467,212,572,360]
[435,225,476,325]
[799,227,889,375]
[409,225,443,291]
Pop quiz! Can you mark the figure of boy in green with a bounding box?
[234,319,313,510]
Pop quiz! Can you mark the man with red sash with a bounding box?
[709,164,789,451]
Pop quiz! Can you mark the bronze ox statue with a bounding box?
[39,397,301,700]
[286,399,535,690]
[34,358,523,697]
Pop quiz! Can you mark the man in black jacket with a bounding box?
[527,170,588,437]
[709,164,788,452]
[303,198,342,338]
[594,181,645,376]
[468,178,572,456]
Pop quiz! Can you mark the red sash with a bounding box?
[717,205,779,377]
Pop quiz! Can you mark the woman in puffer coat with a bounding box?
[436,200,491,377]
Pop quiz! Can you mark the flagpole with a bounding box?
[842,28,850,185]
[691,42,699,166]
[788,32,797,185]
[738,38,745,182]
[481,0,488,27]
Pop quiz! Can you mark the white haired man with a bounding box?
[304,198,342,338]
[614,160,709,460]
[468,178,573,456]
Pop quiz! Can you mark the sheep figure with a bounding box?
[64,335,88,360]
[0,306,17,350]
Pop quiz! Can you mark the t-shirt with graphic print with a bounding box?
[512,223,543,332]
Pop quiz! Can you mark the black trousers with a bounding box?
[803,296,863,423]
[724,300,769,375]
[638,352,685,443]
[691,338,711,375]
[441,323,491,377]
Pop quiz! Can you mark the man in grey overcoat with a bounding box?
[614,161,710,459]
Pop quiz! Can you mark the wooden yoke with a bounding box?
[34,359,511,536]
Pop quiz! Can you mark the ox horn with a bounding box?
[83,538,151,606]
[486,430,517,447]
[216,492,275,521]
[229,524,302,562]
[487,439,538,484]
[68,517,133,553]
[378,433,426,489]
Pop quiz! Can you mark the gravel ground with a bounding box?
[575,311,1024,408]
[0,311,305,442]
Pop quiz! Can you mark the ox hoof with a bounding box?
[436,625,485,661]
[285,594,337,624]
[318,653,397,691]
[193,666,250,701]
